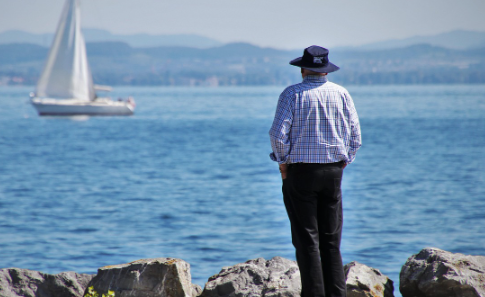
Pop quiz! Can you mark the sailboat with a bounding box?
[31,0,135,116]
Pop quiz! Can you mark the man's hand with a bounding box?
[279,164,288,180]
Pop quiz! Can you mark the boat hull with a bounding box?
[31,98,135,116]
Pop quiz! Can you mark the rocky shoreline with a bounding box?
[1,248,484,297]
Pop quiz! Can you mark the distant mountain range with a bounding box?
[0,29,222,49]
[1,29,485,50]
[1,30,484,86]
[353,30,485,50]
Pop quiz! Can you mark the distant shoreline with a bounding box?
[1,41,485,86]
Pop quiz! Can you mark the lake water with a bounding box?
[1,84,484,297]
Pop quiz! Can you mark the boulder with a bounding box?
[344,261,394,297]
[84,258,200,297]
[400,247,485,297]
[201,257,301,297]
[0,268,94,297]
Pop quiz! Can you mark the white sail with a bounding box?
[31,0,135,116]
[36,0,95,101]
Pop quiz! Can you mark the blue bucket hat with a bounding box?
[290,45,339,73]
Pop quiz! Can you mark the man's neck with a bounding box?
[303,75,328,82]
[301,69,327,79]
[303,74,326,78]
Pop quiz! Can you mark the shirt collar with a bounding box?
[303,75,328,83]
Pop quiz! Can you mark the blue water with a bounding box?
[1,85,484,297]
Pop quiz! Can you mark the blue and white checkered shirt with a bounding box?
[269,75,361,164]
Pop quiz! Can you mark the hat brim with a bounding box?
[289,57,340,73]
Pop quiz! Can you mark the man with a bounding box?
[269,45,361,297]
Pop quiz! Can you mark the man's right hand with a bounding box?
[279,164,288,180]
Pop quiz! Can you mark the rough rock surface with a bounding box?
[344,261,394,297]
[0,268,94,297]
[201,257,301,297]
[400,247,485,297]
[84,258,200,297]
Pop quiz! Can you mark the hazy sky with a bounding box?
[1,0,485,49]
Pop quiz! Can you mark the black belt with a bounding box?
[288,161,344,168]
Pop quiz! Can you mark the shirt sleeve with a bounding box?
[344,92,362,163]
[269,90,294,164]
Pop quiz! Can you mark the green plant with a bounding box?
[84,286,115,297]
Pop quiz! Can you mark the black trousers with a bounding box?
[283,162,346,297]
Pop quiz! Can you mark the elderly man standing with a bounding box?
[269,46,362,297]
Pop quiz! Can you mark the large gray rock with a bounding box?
[344,261,394,297]
[84,258,200,297]
[201,257,301,297]
[400,247,485,297]
[0,268,94,297]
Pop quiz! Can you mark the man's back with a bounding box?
[269,75,361,165]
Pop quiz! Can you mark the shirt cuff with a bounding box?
[269,152,277,161]
[270,152,288,164]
